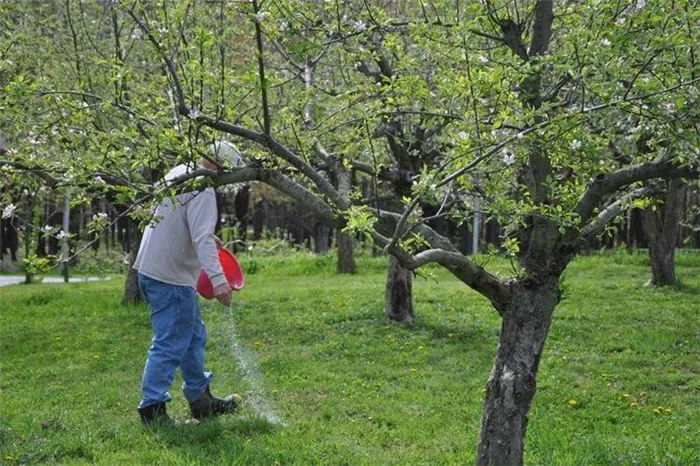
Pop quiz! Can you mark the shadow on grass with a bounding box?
[153,417,278,443]
[142,416,281,463]
[662,282,700,295]
[410,317,499,348]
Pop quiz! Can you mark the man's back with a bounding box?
[134,173,225,289]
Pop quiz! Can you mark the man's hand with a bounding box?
[214,282,232,306]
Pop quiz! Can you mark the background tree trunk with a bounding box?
[6,221,18,261]
[384,255,413,323]
[313,222,330,254]
[477,281,560,466]
[641,179,686,287]
[122,229,143,305]
[252,198,264,240]
[234,185,250,245]
[60,192,71,283]
[335,165,356,274]
[0,216,4,262]
[90,199,101,251]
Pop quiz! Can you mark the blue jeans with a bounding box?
[137,273,213,409]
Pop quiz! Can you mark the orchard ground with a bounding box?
[0,251,699,466]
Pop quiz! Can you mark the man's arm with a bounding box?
[186,190,232,305]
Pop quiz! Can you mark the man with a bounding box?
[133,141,244,425]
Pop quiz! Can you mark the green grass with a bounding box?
[1,254,699,465]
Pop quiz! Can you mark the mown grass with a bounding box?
[0,253,699,465]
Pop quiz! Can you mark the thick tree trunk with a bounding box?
[122,230,143,305]
[648,242,677,286]
[477,281,560,466]
[384,256,413,323]
[336,229,356,274]
[641,179,686,287]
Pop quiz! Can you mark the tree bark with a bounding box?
[336,229,356,274]
[384,255,413,323]
[641,179,686,287]
[477,281,560,466]
[122,230,143,305]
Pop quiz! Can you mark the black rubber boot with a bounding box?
[189,386,241,420]
[138,402,174,426]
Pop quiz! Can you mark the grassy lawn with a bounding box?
[1,253,699,465]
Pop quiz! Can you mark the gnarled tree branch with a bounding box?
[580,185,662,237]
[574,157,697,223]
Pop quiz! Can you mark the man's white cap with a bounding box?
[210,140,245,168]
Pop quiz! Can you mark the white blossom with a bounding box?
[570,139,582,150]
[351,20,367,32]
[601,38,611,47]
[2,203,16,219]
[615,17,626,27]
[188,108,200,120]
[94,176,106,185]
[458,131,469,140]
[502,152,516,166]
[255,11,271,23]
[478,55,488,64]
[131,28,142,40]
[56,230,69,241]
